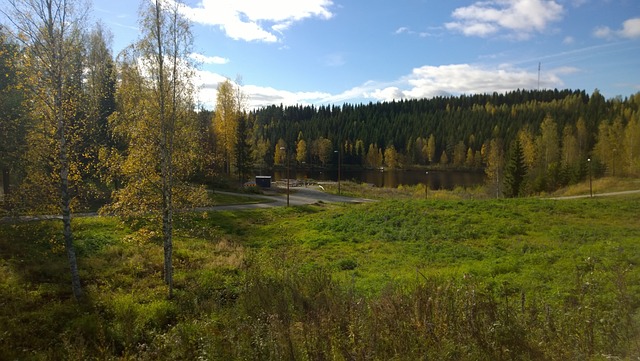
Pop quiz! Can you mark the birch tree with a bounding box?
[623,114,640,176]
[145,0,200,297]
[383,145,398,169]
[274,138,287,165]
[536,115,560,171]
[213,79,238,175]
[4,0,88,300]
[485,138,504,198]
[296,138,308,165]
[533,115,560,190]
[425,134,436,164]
[108,0,203,298]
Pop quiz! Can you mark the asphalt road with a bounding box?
[0,186,373,223]
[202,186,374,211]
[3,187,638,223]
[546,189,640,200]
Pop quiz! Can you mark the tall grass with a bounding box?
[324,180,488,200]
[551,176,640,197]
[1,194,639,359]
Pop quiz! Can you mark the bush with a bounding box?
[338,258,358,270]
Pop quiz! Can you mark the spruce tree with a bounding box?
[234,113,253,182]
[504,139,528,198]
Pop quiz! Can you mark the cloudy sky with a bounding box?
[93,0,640,109]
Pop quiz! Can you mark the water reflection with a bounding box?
[268,168,485,190]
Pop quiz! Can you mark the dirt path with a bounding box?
[547,189,640,200]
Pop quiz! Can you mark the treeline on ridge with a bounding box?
[227,88,639,196]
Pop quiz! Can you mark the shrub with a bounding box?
[337,258,358,270]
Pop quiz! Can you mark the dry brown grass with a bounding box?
[551,176,640,197]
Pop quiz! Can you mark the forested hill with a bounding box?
[245,88,639,194]
[250,89,632,162]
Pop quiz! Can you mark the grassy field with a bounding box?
[208,189,270,206]
[1,191,639,360]
[320,176,640,200]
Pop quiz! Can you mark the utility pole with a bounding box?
[425,171,429,199]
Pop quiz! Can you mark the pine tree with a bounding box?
[0,28,27,199]
[234,113,252,182]
[504,139,528,197]
[78,23,117,203]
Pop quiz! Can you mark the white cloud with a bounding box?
[337,64,574,102]
[563,36,575,45]
[594,17,640,40]
[445,0,564,39]
[194,63,575,109]
[323,53,346,67]
[403,64,557,98]
[194,69,331,109]
[189,52,230,65]
[395,26,438,38]
[621,18,640,39]
[334,64,571,103]
[593,26,613,39]
[179,0,333,42]
[242,85,331,107]
[365,87,405,102]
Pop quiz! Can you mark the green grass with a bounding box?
[208,190,270,206]
[1,193,640,359]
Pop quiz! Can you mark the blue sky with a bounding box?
[93,0,640,109]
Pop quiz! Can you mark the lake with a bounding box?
[270,168,486,190]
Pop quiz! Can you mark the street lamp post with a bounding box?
[334,149,341,195]
[425,171,429,199]
[280,147,290,206]
[612,148,617,177]
[588,158,592,198]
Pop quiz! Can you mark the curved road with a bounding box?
[3,187,638,222]
[200,186,374,211]
[547,189,640,200]
[1,186,373,223]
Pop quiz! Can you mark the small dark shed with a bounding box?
[255,176,272,188]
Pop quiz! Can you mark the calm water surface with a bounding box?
[269,168,485,190]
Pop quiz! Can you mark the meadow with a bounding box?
[1,188,639,360]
